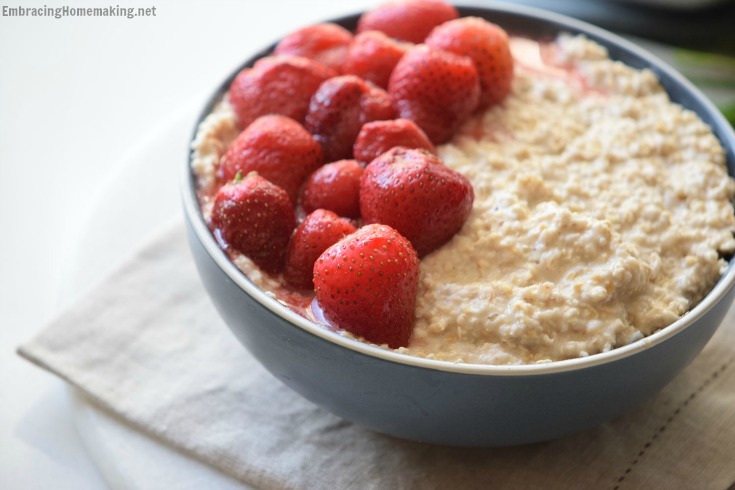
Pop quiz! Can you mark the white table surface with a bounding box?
[2,1,733,489]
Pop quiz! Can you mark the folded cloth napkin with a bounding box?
[19,219,735,490]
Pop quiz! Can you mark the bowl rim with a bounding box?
[181,0,735,377]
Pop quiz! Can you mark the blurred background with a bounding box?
[1,0,733,488]
[521,0,735,54]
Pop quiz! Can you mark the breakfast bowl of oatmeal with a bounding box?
[181,1,735,446]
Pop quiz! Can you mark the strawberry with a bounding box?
[284,209,357,290]
[388,45,480,144]
[342,30,410,89]
[218,115,323,202]
[274,23,353,72]
[229,55,336,128]
[360,147,473,256]
[313,223,419,348]
[353,118,436,165]
[211,173,296,273]
[301,159,364,218]
[357,0,459,43]
[305,75,395,162]
[426,17,514,109]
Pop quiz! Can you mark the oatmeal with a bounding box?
[191,34,735,365]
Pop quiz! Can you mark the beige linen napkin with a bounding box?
[19,219,735,489]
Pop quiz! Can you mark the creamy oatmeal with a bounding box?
[191,34,735,365]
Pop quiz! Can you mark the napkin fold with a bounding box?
[19,219,735,489]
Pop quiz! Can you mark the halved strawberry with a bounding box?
[426,17,514,109]
[274,23,353,72]
[284,209,357,290]
[301,159,364,218]
[353,118,436,166]
[305,75,395,162]
[357,0,459,43]
[229,55,336,128]
[218,115,323,202]
[360,147,473,256]
[388,45,480,144]
[313,223,419,348]
[342,30,410,89]
[211,173,296,273]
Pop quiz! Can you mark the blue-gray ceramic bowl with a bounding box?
[182,2,735,446]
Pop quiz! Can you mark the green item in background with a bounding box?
[674,48,735,126]
[721,103,735,126]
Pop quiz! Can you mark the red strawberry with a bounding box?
[219,115,323,202]
[313,224,419,348]
[353,118,436,165]
[426,17,514,109]
[357,0,459,43]
[342,30,410,89]
[274,23,353,72]
[284,209,357,290]
[360,147,473,256]
[305,75,395,162]
[301,159,364,218]
[211,173,296,273]
[229,55,336,128]
[388,45,480,144]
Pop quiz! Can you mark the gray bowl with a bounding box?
[181,2,735,446]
